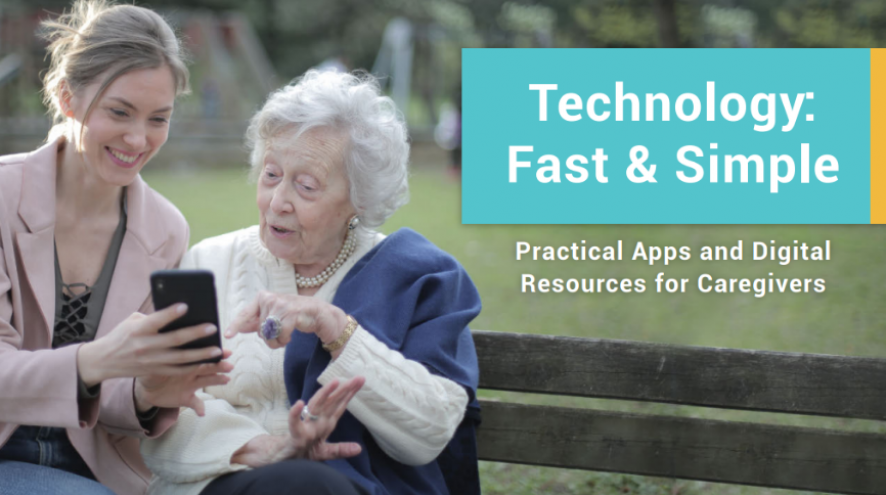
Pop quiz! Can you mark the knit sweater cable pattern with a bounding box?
[140,226,468,495]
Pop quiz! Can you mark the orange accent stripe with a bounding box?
[871,49,886,223]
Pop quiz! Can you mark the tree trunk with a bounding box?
[653,0,680,47]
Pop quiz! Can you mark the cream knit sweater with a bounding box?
[140,226,469,495]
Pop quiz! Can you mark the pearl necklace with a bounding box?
[295,228,357,288]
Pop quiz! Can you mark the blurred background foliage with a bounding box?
[3,0,886,133]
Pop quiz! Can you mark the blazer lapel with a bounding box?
[96,176,169,337]
[16,139,62,342]
[15,230,55,341]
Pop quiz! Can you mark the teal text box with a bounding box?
[462,49,871,224]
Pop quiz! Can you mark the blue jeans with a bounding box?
[0,425,114,495]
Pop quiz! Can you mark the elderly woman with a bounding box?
[141,70,482,495]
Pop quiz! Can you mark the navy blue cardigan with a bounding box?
[282,228,482,495]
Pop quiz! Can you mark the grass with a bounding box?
[142,148,886,495]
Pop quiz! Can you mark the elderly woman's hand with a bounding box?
[225,291,351,356]
[230,377,365,468]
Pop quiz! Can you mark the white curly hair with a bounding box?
[246,70,410,229]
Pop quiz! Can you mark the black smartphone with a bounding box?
[150,269,222,364]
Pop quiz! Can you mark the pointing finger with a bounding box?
[226,299,260,338]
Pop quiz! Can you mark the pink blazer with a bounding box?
[0,138,189,494]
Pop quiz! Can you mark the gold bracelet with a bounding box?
[322,314,358,352]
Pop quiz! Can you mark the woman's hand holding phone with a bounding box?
[76,304,233,414]
[77,305,224,384]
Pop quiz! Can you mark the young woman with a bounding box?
[0,2,231,494]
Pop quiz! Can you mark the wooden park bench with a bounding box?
[473,331,886,494]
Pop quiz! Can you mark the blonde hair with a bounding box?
[41,0,190,138]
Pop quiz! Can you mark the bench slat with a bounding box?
[477,401,886,495]
[474,331,886,420]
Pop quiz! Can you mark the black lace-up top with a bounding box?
[52,188,127,348]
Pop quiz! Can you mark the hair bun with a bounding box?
[40,0,190,136]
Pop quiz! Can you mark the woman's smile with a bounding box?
[105,146,143,169]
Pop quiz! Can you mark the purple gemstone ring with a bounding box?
[260,315,282,341]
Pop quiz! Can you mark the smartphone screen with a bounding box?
[150,269,222,364]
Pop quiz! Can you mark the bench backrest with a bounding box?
[473,331,886,495]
